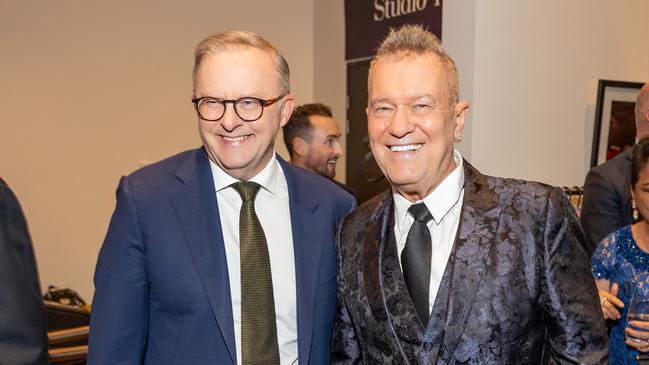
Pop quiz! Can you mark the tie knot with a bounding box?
[408,203,433,223]
[232,181,261,203]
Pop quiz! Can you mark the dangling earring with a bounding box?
[633,199,640,222]
[454,135,462,143]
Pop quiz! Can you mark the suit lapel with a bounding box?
[171,148,236,364]
[438,161,503,361]
[278,157,323,364]
[421,250,453,362]
[362,192,391,323]
[371,192,426,360]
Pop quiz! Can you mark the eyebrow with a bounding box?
[369,97,392,105]
[370,94,435,104]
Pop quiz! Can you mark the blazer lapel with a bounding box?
[278,157,323,364]
[171,148,236,364]
[372,192,426,361]
[421,250,453,362]
[438,161,504,361]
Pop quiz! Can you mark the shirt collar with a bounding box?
[393,150,465,231]
[209,153,282,196]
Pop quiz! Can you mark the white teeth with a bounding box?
[390,144,422,152]
[223,136,247,142]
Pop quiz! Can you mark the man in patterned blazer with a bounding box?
[332,25,608,364]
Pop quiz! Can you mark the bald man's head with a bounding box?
[636,83,649,139]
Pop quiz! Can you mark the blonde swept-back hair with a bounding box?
[372,24,459,105]
[192,30,290,94]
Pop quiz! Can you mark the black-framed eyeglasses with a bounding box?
[191,95,286,122]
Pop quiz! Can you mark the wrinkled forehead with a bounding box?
[195,48,281,92]
[194,46,282,91]
[368,52,452,100]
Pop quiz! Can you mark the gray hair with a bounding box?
[193,30,290,94]
[372,24,459,105]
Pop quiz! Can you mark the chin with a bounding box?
[383,168,421,186]
[324,169,336,179]
[215,155,257,174]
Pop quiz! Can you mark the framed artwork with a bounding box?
[591,79,644,167]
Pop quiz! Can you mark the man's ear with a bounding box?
[293,137,309,158]
[453,100,470,138]
[279,95,295,128]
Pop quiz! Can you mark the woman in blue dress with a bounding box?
[593,137,649,364]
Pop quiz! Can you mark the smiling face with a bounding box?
[367,52,469,202]
[302,115,343,179]
[194,48,294,180]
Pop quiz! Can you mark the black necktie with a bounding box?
[232,181,280,365]
[401,202,433,325]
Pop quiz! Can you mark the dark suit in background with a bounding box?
[582,82,649,255]
[333,163,608,364]
[0,178,48,365]
[581,148,633,255]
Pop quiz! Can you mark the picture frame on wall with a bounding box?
[591,79,645,168]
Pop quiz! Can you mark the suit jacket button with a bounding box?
[423,342,433,351]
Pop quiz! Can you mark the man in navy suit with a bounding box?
[89,30,355,365]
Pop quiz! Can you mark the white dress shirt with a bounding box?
[209,155,298,365]
[393,150,465,313]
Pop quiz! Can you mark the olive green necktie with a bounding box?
[232,181,280,365]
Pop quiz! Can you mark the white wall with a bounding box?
[0,0,315,299]
[442,0,477,159]
[314,0,348,181]
[470,1,649,185]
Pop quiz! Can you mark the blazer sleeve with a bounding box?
[540,188,609,364]
[581,167,626,256]
[88,176,149,364]
[0,180,48,365]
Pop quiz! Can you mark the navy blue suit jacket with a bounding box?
[0,179,48,364]
[89,148,355,364]
[581,148,633,256]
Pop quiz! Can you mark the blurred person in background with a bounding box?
[283,103,357,201]
[582,83,649,256]
[593,136,649,364]
[0,178,48,365]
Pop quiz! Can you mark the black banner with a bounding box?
[345,0,443,61]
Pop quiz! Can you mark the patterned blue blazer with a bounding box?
[333,162,608,364]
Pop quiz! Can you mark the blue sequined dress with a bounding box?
[592,225,649,364]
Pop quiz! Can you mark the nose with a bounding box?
[333,141,343,157]
[219,103,244,132]
[388,105,414,138]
